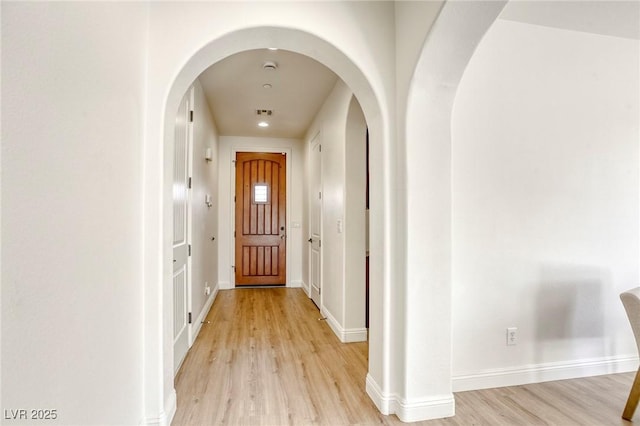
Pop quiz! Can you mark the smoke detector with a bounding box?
[263,61,278,71]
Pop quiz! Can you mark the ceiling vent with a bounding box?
[256,109,273,116]
[263,61,278,71]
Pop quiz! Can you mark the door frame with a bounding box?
[185,86,195,347]
[230,146,292,287]
[307,131,322,307]
[173,85,194,374]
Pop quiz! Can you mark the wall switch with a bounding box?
[205,283,211,296]
[507,327,517,346]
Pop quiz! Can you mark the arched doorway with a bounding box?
[149,26,391,422]
[399,1,507,422]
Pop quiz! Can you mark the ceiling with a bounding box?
[500,1,640,40]
[198,2,638,139]
[199,48,338,139]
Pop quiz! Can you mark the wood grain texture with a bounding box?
[235,152,286,285]
[173,288,635,425]
[623,368,640,420]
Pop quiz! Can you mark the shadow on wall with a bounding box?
[535,264,611,362]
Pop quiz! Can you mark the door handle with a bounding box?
[308,238,313,243]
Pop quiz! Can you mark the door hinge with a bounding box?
[234,231,236,238]
[188,177,192,189]
[189,110,194,122]
[319,191,322,199]
[188,312,192,324]
[188,245,192,256]
[319,240,321,248]
[232,266,236,271]
[234,195,236,202]
[319,145,322,152]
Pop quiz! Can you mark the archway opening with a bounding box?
[160,26,389,419]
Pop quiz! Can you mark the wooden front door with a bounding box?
[235,152,286,285]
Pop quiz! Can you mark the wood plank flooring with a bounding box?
[173,288,635,425]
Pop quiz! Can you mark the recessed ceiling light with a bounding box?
[258,121,269,128]
[268,47,278,51]
[263,83,272,89]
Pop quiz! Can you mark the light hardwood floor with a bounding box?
[173,288,635,425]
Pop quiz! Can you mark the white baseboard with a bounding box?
[218,280,232,290]
[365,374,455,422]
[393,394,455,423]
[141,389,176,426]
[301,280,310,296]
[453,355,639,392]
[189,283,219,346]
[321,307,367,343]
[164,390,177,426]
[343,327,368,342]
[289,280,303,288]
[366,374,392,415]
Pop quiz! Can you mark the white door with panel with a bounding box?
[309,133,322,308]
[173,91,192,374]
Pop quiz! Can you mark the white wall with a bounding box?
[402,2,507,420]
[306,80,350,326]
[394,1,443,110]
[451,19,640,389]
[344,97,368,334]
[9,2,634,424]
[190,79,219,329]
[217,136,304,289]
[304,80,367,341]
[0,1,459,423]
[1,3,148,424]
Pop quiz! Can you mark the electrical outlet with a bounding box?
[507,327,517,346]
[204,283,210,296]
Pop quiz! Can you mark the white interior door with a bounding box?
[173,92,191,374]
[309,133,322,308]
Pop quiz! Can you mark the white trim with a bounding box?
[230,146,293,287]
[189,283,219,346]
[218,280,232,290]
[393,394,455,423]
[141,389,176,426]
[321,306,367,343]
[343,327,368,343]
[307,130,323,313]
[452,355,639,392]
[366,374,392,415]
[322,306,342,341]
[290,279,303,288]
[365,374,455,422]
[301,280,310,297]
[185,85,195,361]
